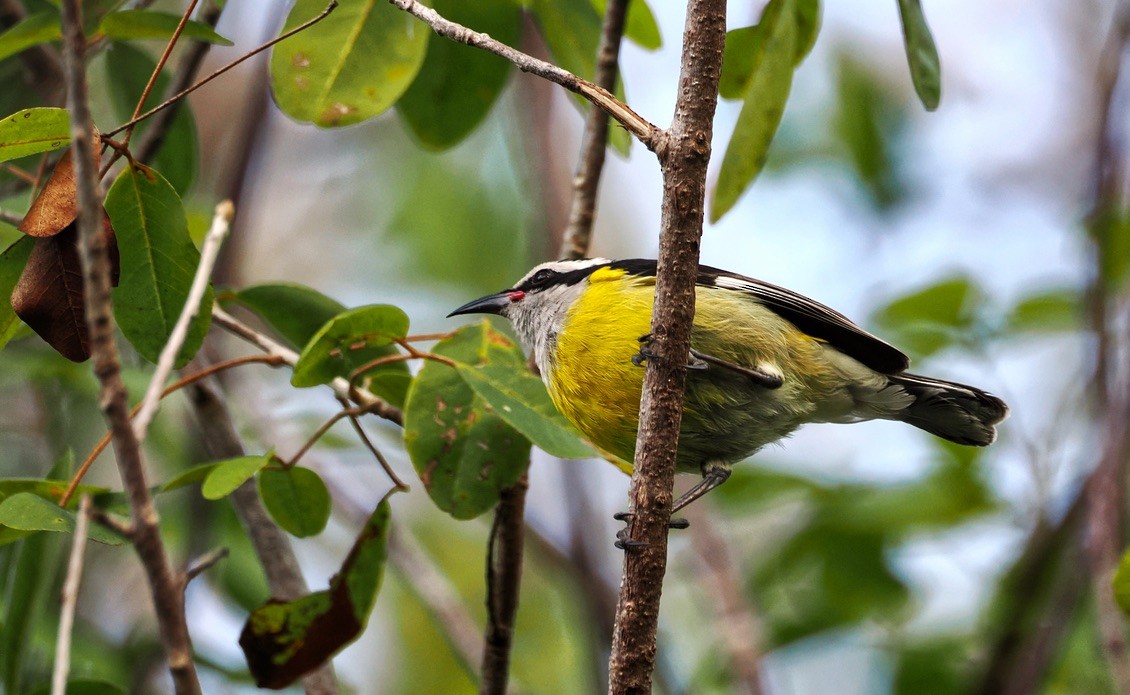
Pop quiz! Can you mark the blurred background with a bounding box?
[1,0,1127,692]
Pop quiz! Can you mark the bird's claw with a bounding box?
[613,511,691,549]
[632,333,708,370]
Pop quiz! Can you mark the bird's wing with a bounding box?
[606,259,910,374]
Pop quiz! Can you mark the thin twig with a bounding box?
[336,397,410,490]
[134,2,223,166]
[608,1,727,692]
[282,407,365,468]
[61,354,284,506]
[184,546,229,584]
[121,0,201,150]
[60,0,200,691]
[134,200,234,441]
[386,0,659,149]
[103,0,340,138]
[51,495,91,695]
[212,306,404,426]
[559,0,630,261]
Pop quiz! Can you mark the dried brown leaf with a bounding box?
[18,131,102,238]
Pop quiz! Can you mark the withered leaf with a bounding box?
[11,217,119,362]
[18,132,102,238]
[239,498,390,689]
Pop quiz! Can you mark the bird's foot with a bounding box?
[612,511,690,550]
[631,334,708,370]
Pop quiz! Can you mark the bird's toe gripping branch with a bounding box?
[613,512,691,551]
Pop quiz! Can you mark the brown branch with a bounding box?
[608,1,727,692]
[184,546,229,584]
[386,0,659,150]
[559,0,630,261]
[59,0,200,691]
[183,353,340,695]
[480,473,529,695]
[282,407,365,469]
[103,0,339,139]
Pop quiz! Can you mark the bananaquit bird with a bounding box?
[449,258,1009,512]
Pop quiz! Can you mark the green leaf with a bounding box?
[871,276,981,358]
[230,286,411,406]
[1006,288,1080,334]
[403,322,532,519]
[0,237,33,352]
[0,492,126,545]
[269,0,429,128]
[1,529,50,692]
[718,0,818,100]
[891,638,969,695]
[711,0,799,222]
[454,363,594,459]
[240,497,390,689]
[0,107,70,163]
[104,42,199,194]
[1115,550,1130,615]
[104,163,212,366]
[159,462,218,493]
[291,304,409,388]
[590,0,661,50]
[531,0,630,154]
[201,453,271,500]
[0,10,60,63]
[0,478,106,507]
[833,55,904,209]
[895,0,941,111]
[397,0,519,150]
[25,679,127,695]
[98,10,233,45]
[233,283,346,348]
[258,466,331,538]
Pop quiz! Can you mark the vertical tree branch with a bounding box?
[480,474,528,695]
[59,1,200,692]
[608,1,727,693]
[1084,5,1130,690]
[51,495,91,695]
[559,0,631,261]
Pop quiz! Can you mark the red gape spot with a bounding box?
[507,291,526,302]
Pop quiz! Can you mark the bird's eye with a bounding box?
[529,269,555,286]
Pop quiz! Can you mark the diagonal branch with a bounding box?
[59,0,200,692]
[386,0,659,150]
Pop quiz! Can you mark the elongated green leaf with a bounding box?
[105,42,199,194]
[0,493,125,545]
[202,454,271,500]
[398,0,519,149]
[0,478,106,507]
[159,462,218,492]
[0,237,33,352]
[291,304,409,388]
[258,467,331,538]
[240,498,390,689]
[711,0,798,221]
[270,0,429,127]
[0,10,60,62]
[104,164,212,366]
[98,10,233,44]
[895,0,941,111]
[403,322,532,519]
[234,283,346,348]
[1115,551,1130,615]
[590,0,661,50]
[454,363,594,459]
[719,0,818,100]
[0,107,70,163]
[1,529,49,692]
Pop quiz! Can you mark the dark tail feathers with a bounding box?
[889,373,1009,446]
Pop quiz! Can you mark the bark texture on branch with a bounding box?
[608,1,727,693]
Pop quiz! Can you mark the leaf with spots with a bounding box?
[711,0,801,222]
[269,0,429,128]
[104,163,211,367]
[0,107,70,163]
[240,497,390,689]
[402,321,532,519]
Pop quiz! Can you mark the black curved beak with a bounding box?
[447,291,512,318]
